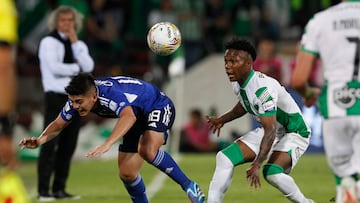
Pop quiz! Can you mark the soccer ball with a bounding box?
[147,22,181,56]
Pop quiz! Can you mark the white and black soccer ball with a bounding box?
[147,22,181,56]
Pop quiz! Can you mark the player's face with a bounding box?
[57,12,75,33]
[68,91,97,117]
[224,49,252,83]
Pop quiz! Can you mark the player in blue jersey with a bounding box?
[19,73,205,203]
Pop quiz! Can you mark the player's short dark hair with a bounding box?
[65,73,95,95]
[225,38,257,61]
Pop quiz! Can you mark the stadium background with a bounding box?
[9,0,343,202]
[15,0,335,159]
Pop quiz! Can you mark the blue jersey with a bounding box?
[60,76,173,121]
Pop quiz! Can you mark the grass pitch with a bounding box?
[19,153,334,203]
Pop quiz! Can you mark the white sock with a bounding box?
[266,173,309,203]
[336,185,341,203]
[207,152,234,203]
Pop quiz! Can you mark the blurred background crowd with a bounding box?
[13,0,339,156]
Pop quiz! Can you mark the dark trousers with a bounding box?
[37,92,80,194]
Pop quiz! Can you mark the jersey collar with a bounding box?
[240,69,255,88]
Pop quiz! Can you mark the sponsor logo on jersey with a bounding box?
[333,86,360,108]
[263,100,275,112]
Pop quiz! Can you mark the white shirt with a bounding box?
[38,31,94,94]
[301,1,360,118]
[232,70,310,138]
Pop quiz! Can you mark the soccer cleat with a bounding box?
[38,193,55,202]
[185,181,205,203]
[53,190,81,200]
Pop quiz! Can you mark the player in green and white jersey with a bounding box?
[207,38,314,203]
[291,1,360,202]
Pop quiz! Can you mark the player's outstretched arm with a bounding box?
[86,106,137,158]
[18,114,69,149]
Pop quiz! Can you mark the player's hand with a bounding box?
[303,87,321,107]
[18,137,40,149]
[246,162,261,189]
[206,116,224,137]
[86,143,111,158]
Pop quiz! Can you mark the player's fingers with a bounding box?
[86,149,96,158]
[86,146,101,158]
[249,177,259,189]
[217,128,221,137]
[247,176,254,188]
[19,138,27,145]
[205,115,210,121]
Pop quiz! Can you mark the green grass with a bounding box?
[18,153,335,203]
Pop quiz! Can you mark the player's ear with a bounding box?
[246,58,252,66]
[91,88,97,101]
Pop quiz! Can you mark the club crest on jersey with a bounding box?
[333,86,360,108]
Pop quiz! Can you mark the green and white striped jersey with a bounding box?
[301,1,360,118]
[232,70,310,138]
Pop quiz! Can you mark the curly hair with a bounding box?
[65,73,95,95]
[225,38,257,61]
[47,6,83,33]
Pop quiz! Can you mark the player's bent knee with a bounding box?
[215,151,233,169]
[220,142,246,166]
[138,147,157,162]
[119,171,138,182]
[262,163,284,182]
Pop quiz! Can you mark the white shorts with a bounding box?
[323,116,360,177]
[238,127,310,170]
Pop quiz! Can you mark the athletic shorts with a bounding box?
[322,116,360,177]
[238,127,310,170]
[119,103,176,153]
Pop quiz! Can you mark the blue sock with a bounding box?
[150,149,191,190]
[123,175,148,203]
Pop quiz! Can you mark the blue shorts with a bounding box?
[119,103,176,153]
